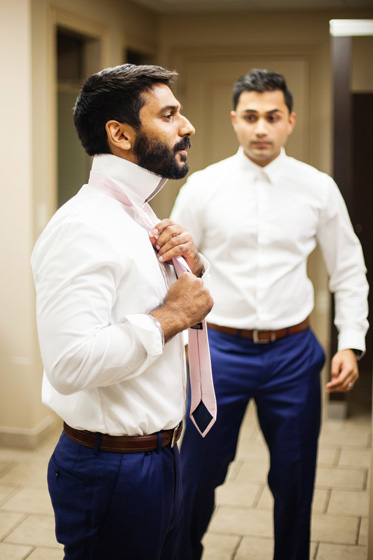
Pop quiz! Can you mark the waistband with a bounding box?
[207,317,310,344]
[63,422,183,453]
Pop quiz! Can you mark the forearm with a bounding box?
[40,314,163,395]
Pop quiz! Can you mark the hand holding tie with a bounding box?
[150,218,205,278]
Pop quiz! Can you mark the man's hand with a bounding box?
[150,273,213,342]
[150,219,204,277]
[326,349,359,393]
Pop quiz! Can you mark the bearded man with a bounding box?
[31,64,213,560]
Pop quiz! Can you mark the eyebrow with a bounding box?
[160,104,181,114]
[242,108,283,115]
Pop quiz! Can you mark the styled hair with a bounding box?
[232,69,293,113]
[74,64,178,156]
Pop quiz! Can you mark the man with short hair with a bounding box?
[171,69,368,560]
[32,64,213,560]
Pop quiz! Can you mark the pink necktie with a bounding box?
[88,170,217,437]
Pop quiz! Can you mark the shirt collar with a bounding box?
[236,146,287,183]
[91,154,167,207]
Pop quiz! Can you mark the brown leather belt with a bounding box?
[207,317,310,344]
[63,422,183,453]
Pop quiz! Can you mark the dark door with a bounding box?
[350,93,373,412]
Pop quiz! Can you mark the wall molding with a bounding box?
[0,414,60,450]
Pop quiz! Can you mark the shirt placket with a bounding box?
[255,170,270,329]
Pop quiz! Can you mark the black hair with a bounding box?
[73,63,178,156]
[232,68,293,113]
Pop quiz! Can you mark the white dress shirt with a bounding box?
[171,148,368,353]
[32,154,187,435]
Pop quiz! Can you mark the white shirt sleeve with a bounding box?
[316,178,369,353]
[32,220,163,395]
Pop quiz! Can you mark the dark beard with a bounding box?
[133,132,191,180]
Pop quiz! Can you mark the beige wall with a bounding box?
[0,0,44,446]
[155,9,373,218]
[0,0,157,448]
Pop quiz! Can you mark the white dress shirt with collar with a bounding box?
[32,154,187,435]
[171,147,369,353]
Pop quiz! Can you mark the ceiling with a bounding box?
[129,0,373,14]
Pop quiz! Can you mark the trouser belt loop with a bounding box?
[156,432,162,453]
[93,433,102,456]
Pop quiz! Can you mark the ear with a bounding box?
[105,120,136,155]
[230,110,237,126]
[287,112,296,135]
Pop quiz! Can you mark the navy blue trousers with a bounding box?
[180,327,325,560]
[48,431,183,559]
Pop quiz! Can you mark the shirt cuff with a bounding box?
[338,329,366,359]
[122,314,164,356]
[199,254,211,285]
[148,314,165,348]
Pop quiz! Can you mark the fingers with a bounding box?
[152,220,201,273]
[326,349,359,393]
[152,221,189,256]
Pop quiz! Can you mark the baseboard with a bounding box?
[0,414,60,450]
[327,399,348,420]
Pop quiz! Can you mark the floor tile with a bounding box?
[311,513,359,544]
[235,535,274,559]
[319,430,370,448]
[0,463,48,489]
[0,511,25,540]
[339,448,371,469]
[0,485,19,506]
[234,461,270,484]
[216,480,261,508]
[317,446,339,467]
[316,543,367,559]
[1,487,54,515]
[0,542,33,559]
[225,459,243,482]
[327,489,369,516]
[312,489,330,514]
[236,438,269,461]
[0,461,16,478]
[310,541,317,559]
[201,533,240,560]
[359,516,368,546]
[315,466,367,490]
[4,514,61,549]
[27,547,64,559]
[253,485,272,510]
[209,505,273,538]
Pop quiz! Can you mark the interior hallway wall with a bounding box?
[0,0,42,447]
[0,0,157,448]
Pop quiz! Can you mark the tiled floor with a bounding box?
[0,392,371,560]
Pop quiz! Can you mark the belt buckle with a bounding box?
[171,425,179,448]
[253,329,276,344]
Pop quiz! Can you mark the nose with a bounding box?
[254,118,268,136]
[179,114,195,137]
